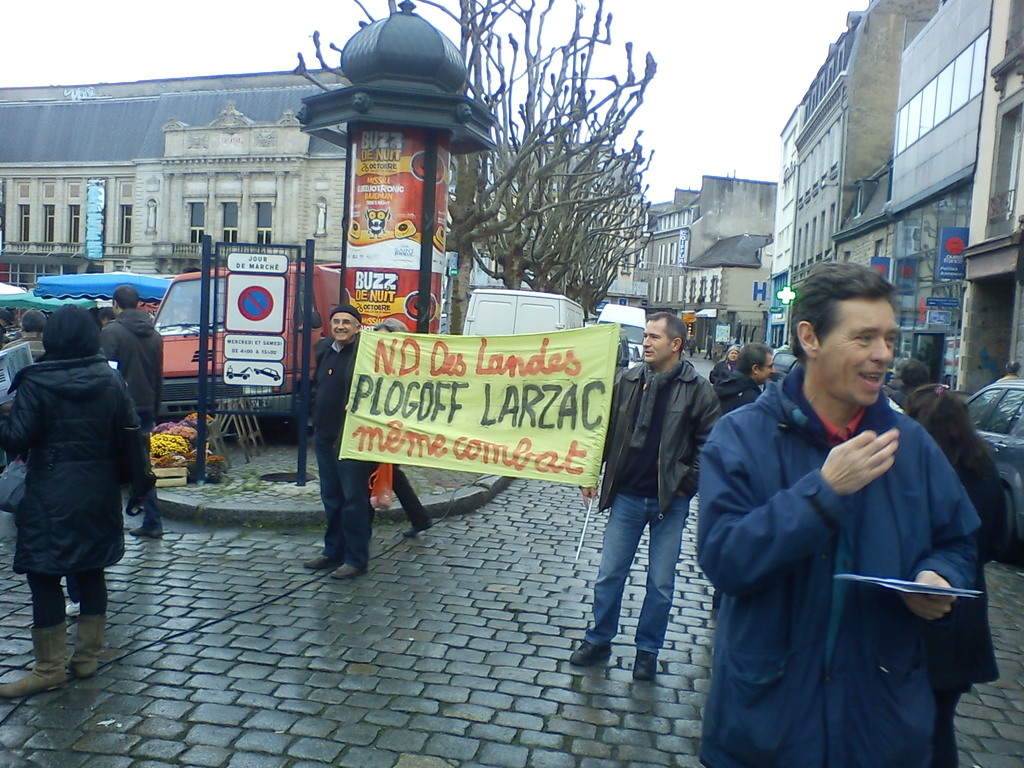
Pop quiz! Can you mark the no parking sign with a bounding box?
[225,274,286,333]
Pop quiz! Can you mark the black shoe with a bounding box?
[129,527,163,539]
[402,521,433,538]
[632,650,657,681]
[569,641,612,667]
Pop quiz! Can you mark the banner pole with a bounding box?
[574,497,594,561]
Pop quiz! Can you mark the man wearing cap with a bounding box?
[305,304,375,579]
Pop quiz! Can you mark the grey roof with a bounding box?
[859,177,890,221]
[688,233,769,268]
[0,85,342,164]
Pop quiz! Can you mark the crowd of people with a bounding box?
[0,265,1010,768]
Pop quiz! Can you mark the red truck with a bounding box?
[155,264,343,417]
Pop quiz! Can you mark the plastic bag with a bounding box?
[369,464,395,510]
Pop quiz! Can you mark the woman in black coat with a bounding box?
[0,306,138,698]
[904,385,1006,768]
[709,344,740,385]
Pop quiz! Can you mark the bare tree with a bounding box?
[299,0,655,329]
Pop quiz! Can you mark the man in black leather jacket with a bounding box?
[571,312,720,681]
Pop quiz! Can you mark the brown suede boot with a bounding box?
[0,623,67,698]
[69,615,106,679]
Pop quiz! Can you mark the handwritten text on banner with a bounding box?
[338,324,619,486]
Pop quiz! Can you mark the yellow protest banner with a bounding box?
[338,324,619,486]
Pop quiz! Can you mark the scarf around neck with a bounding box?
[630,357,686,449]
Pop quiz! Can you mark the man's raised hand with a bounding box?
[821,429,900,496]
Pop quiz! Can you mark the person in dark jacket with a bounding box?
[903,385,1005,768]
[372,318,432,537]
[709,344,740,385]
[570,312,720,681]
[3,309,45,361]
[884,357,930,407]
[304,304,376,580]
[101,284,164,538]
[713,342,774,414]
[96,307,116,328]
[0,308,18,345]
[697,262,978,768]
[0,306,138,698]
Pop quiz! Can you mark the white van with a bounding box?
[597,304,647,364]
[463,289,585,335]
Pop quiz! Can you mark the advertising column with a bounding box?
[346,126,449,331]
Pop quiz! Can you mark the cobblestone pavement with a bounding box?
[1,478,1022,767]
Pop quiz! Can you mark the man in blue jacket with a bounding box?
[697,262,978,768]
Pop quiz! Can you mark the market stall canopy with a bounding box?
[34,272,171,302]
[0,282,26,295]
[0,292,96,310]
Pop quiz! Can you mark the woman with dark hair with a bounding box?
[903,384,1005,768]
[0,305,138,698]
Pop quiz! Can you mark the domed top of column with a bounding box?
[341,1,467,93]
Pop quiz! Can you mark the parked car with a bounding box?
[462,289,584,335]
[596,304,646,365]
[965,377,1024,561]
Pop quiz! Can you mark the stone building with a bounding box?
[0,72,348,287]
[831,162,895,269]
[767,108,803,348]
[962,0,1024,391]
[827,0,988,388]
[639,176,776,350]
[787,0,939,290]
[887,0,988,388]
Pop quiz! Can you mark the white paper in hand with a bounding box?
[834,573,981,598]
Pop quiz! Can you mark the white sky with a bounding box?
[2,0,864,202]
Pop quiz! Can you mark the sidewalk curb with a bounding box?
[157,474,513,527]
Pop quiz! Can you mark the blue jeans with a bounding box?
[585,493,689,654]
[138,412,162,531]
[314,433,375,570]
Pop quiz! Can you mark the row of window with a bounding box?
[9,180,133,202]
[793,203,838,268]
[4,201,275,246]
[655,208,698,232]
[805,35,851,120]
[797,127,841,197]
[7,203,132,245]
[187,202,272,245]
[0,263,77,289]
[651,274,720,305]
[895,31,988,156]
